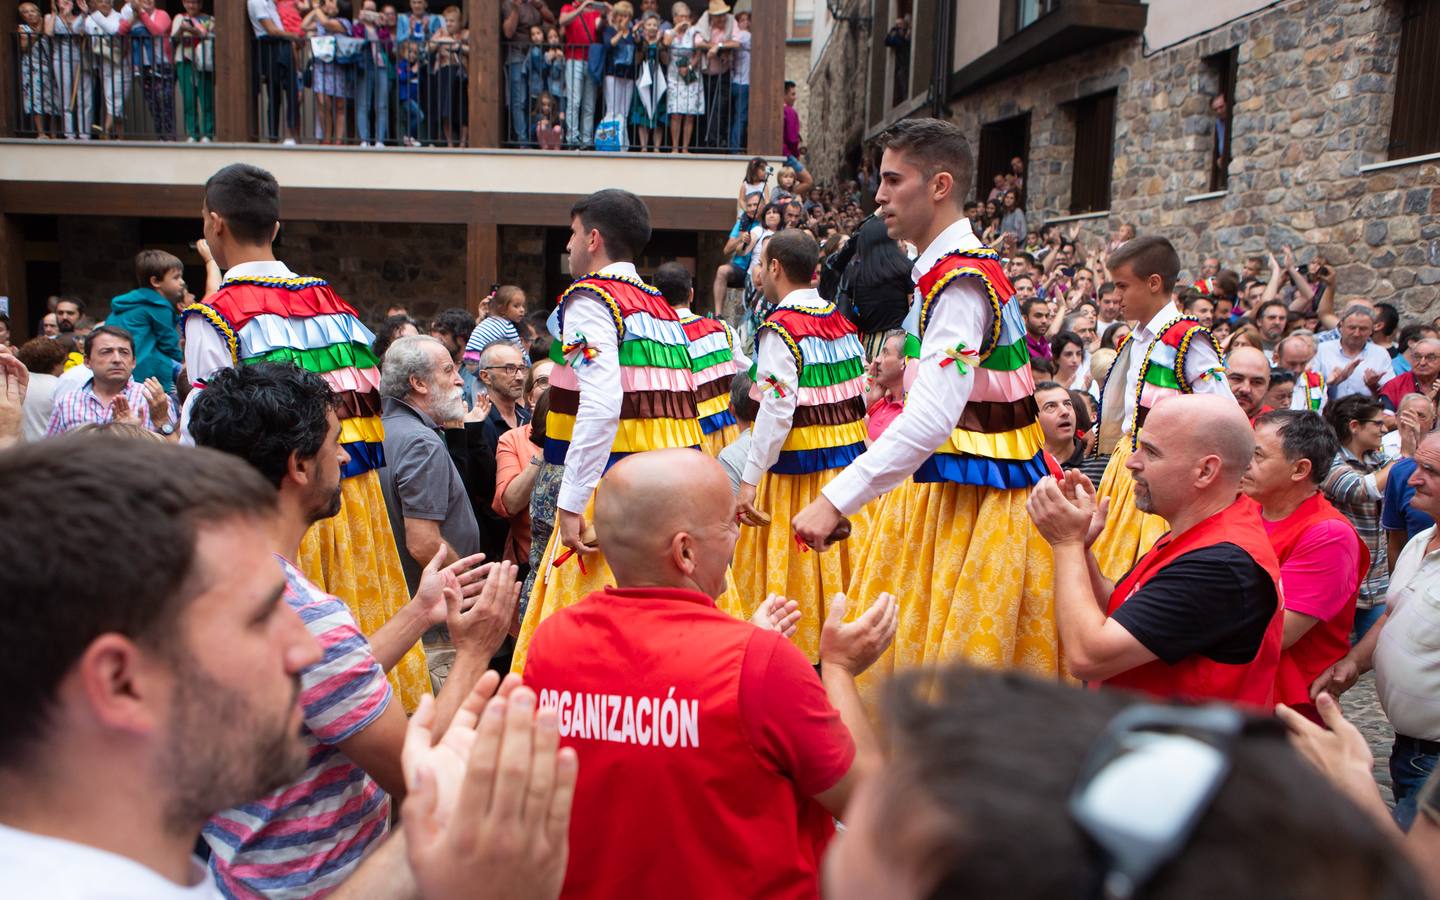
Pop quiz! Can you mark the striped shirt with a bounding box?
[45,377,171,435]
[203,557,392,899]
[463,315,530,364]
[1322,447,1390,609]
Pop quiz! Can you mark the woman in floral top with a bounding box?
[1323,394,1399,639]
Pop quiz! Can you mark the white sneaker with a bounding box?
[186,136,197,143]
[360,141,370,147]
[200,136,211,143]
[282,137,297,146]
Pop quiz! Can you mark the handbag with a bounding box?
[593,116,624,152]
[310,34,337,62]
[335,35,365,63]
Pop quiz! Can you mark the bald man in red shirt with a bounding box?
[525,448,897,899]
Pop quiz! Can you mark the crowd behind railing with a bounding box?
[12,0,755,150]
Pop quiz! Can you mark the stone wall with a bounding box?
[804,20,873,181]
[805,0,1440,320]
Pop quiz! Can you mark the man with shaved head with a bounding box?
[1028,395,1284,706]
[1226,345,1272,420]
[523,448,898,899]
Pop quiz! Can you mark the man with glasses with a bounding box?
[478,341,532,453]
[1381,337,1440,414]
[1028,394,1284,708]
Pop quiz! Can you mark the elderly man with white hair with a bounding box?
[378,334,482,594]
[1314,304,1395,401]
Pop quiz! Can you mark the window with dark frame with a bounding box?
[999,0,1061,41]
[887,0,915,109]
[1204,48,1237,192]
[1389,0,1440,160]
[1069,90,1116,214]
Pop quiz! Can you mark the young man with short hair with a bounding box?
[733,230,873,661]
[180,162,426,710]
[105,249,187,394]
[793,117,1064,692]
[1034,381,1084,469]
[1088,235,1232,581]
[513,189,706,671]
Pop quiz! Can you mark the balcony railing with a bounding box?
[8,33,753,152]
[498,40,749,153]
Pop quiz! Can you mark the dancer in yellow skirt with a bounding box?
[792,118,1061,697]
[653,260,750,457]
[733,230,873,661]
[1090,236,1231,582]
[513,189,707,672]
[180,163,427,710]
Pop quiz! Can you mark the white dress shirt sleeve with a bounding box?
[821,280,989,515]
[741,327,798,486]
[1181,331,1234,398]
[555,293,624,514]
[178,314,238,443]
[726,321,752,374]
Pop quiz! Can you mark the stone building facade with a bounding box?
[805,0,1440,320]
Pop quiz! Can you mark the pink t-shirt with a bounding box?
[866,397,903,444]
[1262,517,1360,621]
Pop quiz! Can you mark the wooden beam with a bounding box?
[747,0,785,155]
[215,0,254,141]
[466,222,498,315]
[0,182,735,232]
[0,0,17,139]
[467,0,500,148]
[0,214,27,338]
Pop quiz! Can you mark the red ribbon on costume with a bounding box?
[938,342,980,374]
[763,374,788,399]
[794,533,811,553]
[552,547,589,575]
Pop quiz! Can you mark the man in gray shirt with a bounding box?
[378,335,481,592]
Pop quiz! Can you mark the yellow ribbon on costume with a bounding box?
[780,419,868,452]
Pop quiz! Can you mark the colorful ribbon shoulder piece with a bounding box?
[1196,365,1226,384]
[762,373,789,399]
[563,334,600,367]
[938,342,981,374]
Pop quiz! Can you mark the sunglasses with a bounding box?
[1069,703,1273,900]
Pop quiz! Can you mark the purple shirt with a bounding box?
[783,105,801,157]
[1026,332,1052,361]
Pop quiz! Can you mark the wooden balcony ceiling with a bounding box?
[0,141,756,228]
[949,0,1149,99]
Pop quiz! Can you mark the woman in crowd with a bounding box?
[492,363,554,574]
[1323,394,1396,640]
[521,389,563,619]
[664,1,703,153]
[17,2,55,139]
[630,13,667,152]
[353,0,391,147]
[1100,321,1130,350]
[120,0,174,140]
[171,0,215,142]
[598,1,636,149]
[428,5,469,146]
[1224,323,1264,354]
[1211,317,1233,348]
[1051,331,1089,392]
[305,0,355,145]
[46,0,92,140]
[84,0,129,139]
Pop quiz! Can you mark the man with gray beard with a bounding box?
[380,335,483,594]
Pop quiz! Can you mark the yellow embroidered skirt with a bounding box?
[514,494,741,673]
[845,479,1061,705]
[297,468,430,712]
[701,422,741,458]
[1089,441,1169,583]
[730,469,873,663]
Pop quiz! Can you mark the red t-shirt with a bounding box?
[867,396,903,444]
[526,586,854,899]
[561,3,604,60]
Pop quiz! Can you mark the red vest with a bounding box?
[1253,493,1368,708]
[1102,498,1285,709]
[525,587,834,900]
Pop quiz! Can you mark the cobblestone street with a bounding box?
[1343,673,1394,806]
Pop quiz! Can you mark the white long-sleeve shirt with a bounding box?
[821,217,989,516]
[1109,301,1231,438]
[741,288,825,486]
[554,262,635,515]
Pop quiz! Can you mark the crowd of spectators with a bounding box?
[14,0,761,150]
